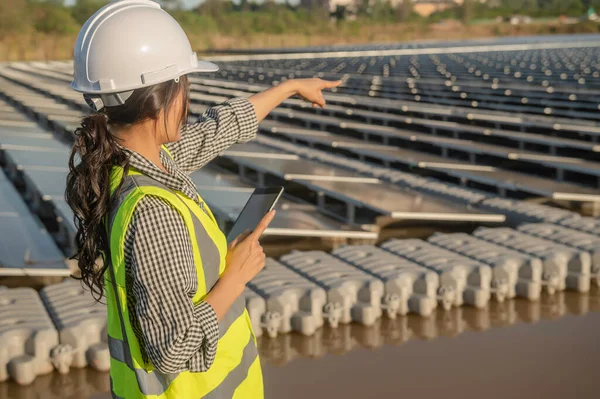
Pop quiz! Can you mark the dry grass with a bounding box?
[0,32,75,62]
[199,22,577,52]
[0,21,594,62]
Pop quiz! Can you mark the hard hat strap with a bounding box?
[84,91,134,111]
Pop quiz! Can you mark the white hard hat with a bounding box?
[72,0,218,110]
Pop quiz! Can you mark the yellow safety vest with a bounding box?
[104,147,263,399]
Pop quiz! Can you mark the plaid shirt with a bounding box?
[121,98,257,374]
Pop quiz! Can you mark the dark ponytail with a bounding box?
[66,75,190,301]
[66,113,129,301]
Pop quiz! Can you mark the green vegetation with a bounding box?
[1,0,600,61]
[432,0,599,21]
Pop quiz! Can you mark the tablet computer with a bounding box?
[226,186,284,244]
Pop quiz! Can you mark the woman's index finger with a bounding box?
[324,80,342,88]
[250,210,276,240]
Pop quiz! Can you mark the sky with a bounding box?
[179,0,203,8]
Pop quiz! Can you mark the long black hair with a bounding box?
[66,75,190,301]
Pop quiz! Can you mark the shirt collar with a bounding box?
[116,143,200,202]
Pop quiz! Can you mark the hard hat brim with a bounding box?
[72,60,220,94]
[194,60,220,74]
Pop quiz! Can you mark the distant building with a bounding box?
[301,0,488,18]
[509,15,532,25]
[408,0,492,18]
[410,0,458,17]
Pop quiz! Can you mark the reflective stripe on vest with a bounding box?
[107,333,258,398]
[105,157,261,399]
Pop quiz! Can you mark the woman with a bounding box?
[66,1,340,398]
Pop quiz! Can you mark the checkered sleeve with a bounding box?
[165,97,258,174]
[125,196,219,374]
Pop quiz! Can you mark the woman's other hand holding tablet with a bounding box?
[205,210,276,321]
[225,209,276,284]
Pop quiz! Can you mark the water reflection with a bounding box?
[258,289,600,366]
[1,368,110,399]
[2,289,598,398]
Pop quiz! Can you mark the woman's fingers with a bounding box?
[249,210,276,240]
[322,80,342,89]
[248,244,266,275]
[298,79,339,108]
[227,236,239,251]
[228,229,251,250]
[308,92,326,108]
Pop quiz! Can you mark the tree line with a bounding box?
[2,0,600,37]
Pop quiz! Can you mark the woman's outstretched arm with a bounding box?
[248,78,342,122]
[166,78,341,174]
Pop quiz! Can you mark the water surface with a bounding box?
[3,290,599,399]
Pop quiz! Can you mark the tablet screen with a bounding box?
[226,187,283,244]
